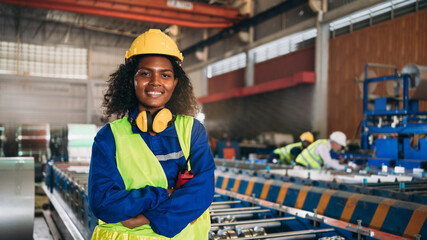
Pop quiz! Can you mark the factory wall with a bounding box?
[203,84,314,141]
[208,69,246,95]
[202,45,315,140]
[207,45,314,95]
[328,9,427,138]
[0,8,131,128]
[0,76,88,126]
[254,45,314,84]
[91,46,126,80]
[188,69,207,98]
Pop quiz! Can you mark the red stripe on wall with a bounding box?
[254,45,315,84]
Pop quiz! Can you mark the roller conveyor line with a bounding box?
[216,159,427,205]
[231,229,336,240]
[211,217,296,226]
[211,209,271,218]
[44,163,411,240]
[212,200,242,205]
[211,206,263,213]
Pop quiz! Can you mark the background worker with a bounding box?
[270,132,314,164]
[295,131,348,170]
[88,29,214,239]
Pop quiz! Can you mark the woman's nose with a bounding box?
[148,73,161,85]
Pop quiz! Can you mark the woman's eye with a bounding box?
[162,73,172,78]
[138,72,149,77]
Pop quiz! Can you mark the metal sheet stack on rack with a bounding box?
[67,124,97,164]
[16,124,50,163]
[16,124,50,181]
[44,162,412,240]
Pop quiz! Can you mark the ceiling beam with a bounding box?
[0,0,246,28]
[183,0,306,55]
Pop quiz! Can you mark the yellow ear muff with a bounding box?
[135,111,149,132]
[152,108,172,133]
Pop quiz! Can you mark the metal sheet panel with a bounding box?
[0,157,34,239]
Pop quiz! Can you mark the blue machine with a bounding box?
[360,63,427,169]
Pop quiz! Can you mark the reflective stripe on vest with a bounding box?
[91,115,211,240]
[295,139,328,169]
[273,142,302,164]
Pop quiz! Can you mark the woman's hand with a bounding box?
[121,214,150,229]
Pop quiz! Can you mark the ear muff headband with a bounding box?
[135,108,172,133]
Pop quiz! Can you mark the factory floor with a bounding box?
[34,215,53,240]
[34,184,54,240]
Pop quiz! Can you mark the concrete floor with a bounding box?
[34,183,54,240]
[33,216,53,240]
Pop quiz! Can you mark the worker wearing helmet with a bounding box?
[88,29,214,239]
[295,131,347,170]
[271,132,314,164]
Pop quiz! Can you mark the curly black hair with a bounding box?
[102,54,200,121]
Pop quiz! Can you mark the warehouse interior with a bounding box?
[1,0,427,239]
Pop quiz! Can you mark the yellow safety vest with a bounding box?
[91,115,211,240]
[273,142,302,164]
[295,139,328,169]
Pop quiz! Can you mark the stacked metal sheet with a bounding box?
[67,124,97,164]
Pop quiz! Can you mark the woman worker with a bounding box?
[88,29,214,239]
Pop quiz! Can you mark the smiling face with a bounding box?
[133,55,178,114]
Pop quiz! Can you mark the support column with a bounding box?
[245,51,255,87]
[245,0,255,88]
[201,67,208,97]
[86,80,93,123]
[312,12,329,138]
[86,39,93,123]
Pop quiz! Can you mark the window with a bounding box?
[0,41,87,79]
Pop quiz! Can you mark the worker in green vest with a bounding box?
[271,132,314,164]
[295,131,347,170]
[88,29,214,240]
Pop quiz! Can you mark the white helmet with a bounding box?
[329,131,347,147]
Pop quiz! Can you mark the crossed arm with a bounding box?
[88,121,215,237]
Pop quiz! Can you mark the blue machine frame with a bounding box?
[360,63,427,165]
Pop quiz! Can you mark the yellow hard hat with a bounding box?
[125,29,183,63]
[300,132,314,143]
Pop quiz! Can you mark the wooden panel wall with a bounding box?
[328,9,427,138]
[255,45,314,84]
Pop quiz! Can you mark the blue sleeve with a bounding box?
[290,146,302,157]
[88,124,170,223]
[143,119,215,237]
